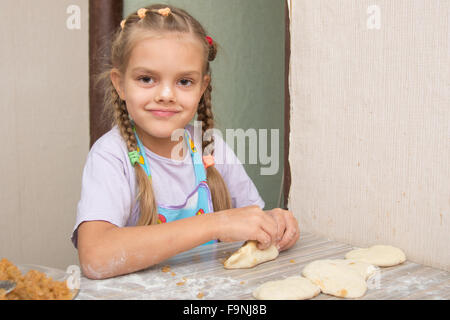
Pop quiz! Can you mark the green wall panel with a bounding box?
[124,0,285,209]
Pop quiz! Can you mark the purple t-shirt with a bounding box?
[71,125,265,248]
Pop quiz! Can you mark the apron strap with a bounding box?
[184,130,207,184]
[133,126,152,178]
[132,125,207,185]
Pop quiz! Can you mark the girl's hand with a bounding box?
[265,208,300,252]
[213,205,278,250]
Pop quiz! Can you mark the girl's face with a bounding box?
[111,32,210,147]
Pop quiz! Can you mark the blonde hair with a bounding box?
[95,4,232,226]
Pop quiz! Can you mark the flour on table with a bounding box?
[382,274,445,297]
[77,265,250,300]
[252,276,320,300]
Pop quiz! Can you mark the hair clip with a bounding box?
[202,155,215,169]
[137,8,148,19]
[128,151,141,166]
[157,7,171,17]
[120,19,126,30]
[206,36,213,46]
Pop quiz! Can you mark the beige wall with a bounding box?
[288,0,449,271]
[0,0,89,269]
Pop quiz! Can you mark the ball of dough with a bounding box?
[253,276,320,300]
[302,260,367,298]
[223,241,279,269]
[345,245,406,267]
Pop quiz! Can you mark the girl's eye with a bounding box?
[138,76,154,84]
[178,79,193,87]
[138,76,193,87]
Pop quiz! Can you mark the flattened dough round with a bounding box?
[345,245,406,267]
[302,260,367,298]
[223,241,279,269]
[327,259,378,280]
[253,276,320,300]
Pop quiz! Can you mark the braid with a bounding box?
[197,83,215,154]
[197,81,232,212]
[110,82,158,226]
[198,35,218,155]
[112,88,136,151]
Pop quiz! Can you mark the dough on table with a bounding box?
[223,240,279,269]
[302,260,368,298]
[252,276,320,300]
[345,245,406,267]
[327,259,378,280]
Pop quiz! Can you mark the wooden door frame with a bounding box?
[283,0,291,209]
[89,0,123,148]
[88,0,292,209]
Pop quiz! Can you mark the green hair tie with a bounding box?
[128,151,140,166]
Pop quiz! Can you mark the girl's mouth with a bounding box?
[150,110,179,118]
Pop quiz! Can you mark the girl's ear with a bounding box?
[201,75,211,95]
[110,68,126,100]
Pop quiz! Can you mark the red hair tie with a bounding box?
[202,155,215,169]
[206,36,213,46]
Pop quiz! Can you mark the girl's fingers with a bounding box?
[254,230,272,250]
[268,211,286,245]
[279,227,300,251]
[259,213,278,246]
[277,213,299,251]
[251,212,278,250]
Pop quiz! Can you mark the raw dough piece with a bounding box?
[252,276,320,300]
[302,260,367,298]
[345,245,406,267]
[223,241,279,269]
[327,259,378,280]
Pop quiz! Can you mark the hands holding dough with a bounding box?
[215,206,299,252]
[264,208,300,252]
[221,207,299,269]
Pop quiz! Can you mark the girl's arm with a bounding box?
[77,205,278,280]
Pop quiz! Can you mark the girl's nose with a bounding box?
[155,84,176,103]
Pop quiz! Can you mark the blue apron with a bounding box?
[133,127,217,246]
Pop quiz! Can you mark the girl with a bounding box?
[72,4,299,280]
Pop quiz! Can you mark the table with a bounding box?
[76,232,450,300]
